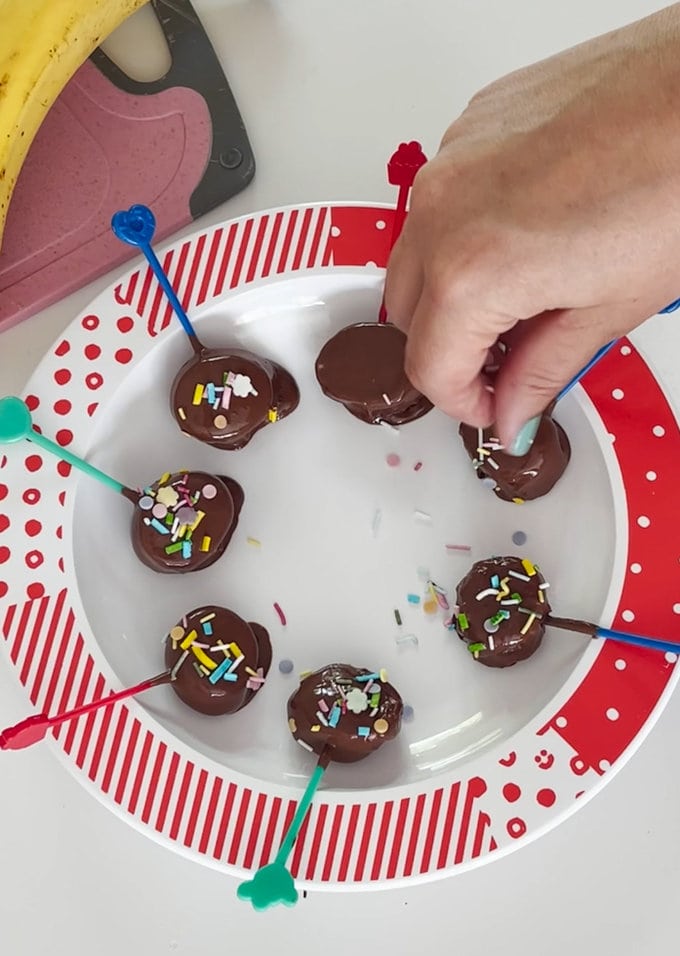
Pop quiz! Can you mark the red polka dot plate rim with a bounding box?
[0,202,679,889]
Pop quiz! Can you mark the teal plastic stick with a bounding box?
[28,431,125,495]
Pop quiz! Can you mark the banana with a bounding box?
[0,0,149,251]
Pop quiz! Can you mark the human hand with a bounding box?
[385,4,680,453]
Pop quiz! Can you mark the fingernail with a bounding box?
[507,415,541,457]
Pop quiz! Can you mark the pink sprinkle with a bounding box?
[386,453,401,468]
[222,386,232,410]
[445,544,472,552]
[273,602,287,626]
[413,461,423,472]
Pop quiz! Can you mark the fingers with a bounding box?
[493,304,640,449]
[383,227,424,334]
[403,286,513,427]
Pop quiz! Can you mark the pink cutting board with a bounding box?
[0,0,255,333]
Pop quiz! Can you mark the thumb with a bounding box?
[493,305,638,452]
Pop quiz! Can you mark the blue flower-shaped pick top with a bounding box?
[111,204,156,248]
[237,863,299,912]
[0,397,33,443]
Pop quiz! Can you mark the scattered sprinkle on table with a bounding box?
[413,509,432,523]
[246,537,261,548]
[273,602,287,626]
[512,530,527,546]
[395,632,419,647]
[407,593,421,605]
[445,543,472,553]
[413,461,423,472]
[278,659,294,674]
[403,704,415,722]
[393,608,402,626]
[372,508,382,537]
[386,453,401,468]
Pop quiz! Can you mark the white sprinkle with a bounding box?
[296,738,314,752]
[476,588,499,600]
[477,427,484,448]
[500,599,521,606]
[210,643,230,653]
[538,583,550,590]
[316,710,329,726]
[379,421,400,436]
[487,635,495,651]
[486,457,500,470]
[382,393,392,405]
[509,570,531,582]
[413,510,432,523]
[228,655,244,672]
[170,650,190,680]
[395,633,419,646]
[372,508,382,537]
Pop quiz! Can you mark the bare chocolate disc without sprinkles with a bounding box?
[459,413,571,503]
[287,663,403,763]
[171,347,299,450]
[130,470,243,574]
[315,323,432,425]
[454,555,552,667]
[165,606,272,716]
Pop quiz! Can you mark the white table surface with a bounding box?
[2,2,680,953]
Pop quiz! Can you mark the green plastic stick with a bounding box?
[0,396,125,495]
[237,755,328,911]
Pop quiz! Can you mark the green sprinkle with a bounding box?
[489,611,505,626]
[164,541,183,554]
[370,693,380,707]
[457,613,469,631]
[468,642,486,654]
[510,592,522,602]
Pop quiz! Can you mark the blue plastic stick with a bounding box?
[556,340,617,402]
[548,615,680,656]
[111,205,199,344]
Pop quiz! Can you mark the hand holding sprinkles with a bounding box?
[0,670,171,751]
[112,204,300,451]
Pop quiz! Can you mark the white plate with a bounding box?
[1,203,679,888]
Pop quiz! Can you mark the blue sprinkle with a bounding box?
[355,673,379,682]
[202,621,214,636]
[328,705,342,728]
[221,672,238,682]
[491,574,500,588]
[206,382,216,405]
[403,705,415,722]
[407,593,421,605]
[278,659,294,674]
[357,726,371,738]
[209,657,233,684]
[512,530,527,546]
[182,540,192,560]
[150,518,170,535]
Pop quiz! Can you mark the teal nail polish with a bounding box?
[507,415,541,457]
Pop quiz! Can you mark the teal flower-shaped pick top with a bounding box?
[0,396,32,443]
[237,862,299,911]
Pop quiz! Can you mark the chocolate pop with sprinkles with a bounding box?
[454,555,551,667]
[165,605,271,715]
[287,663,403,763]
[459,415,571,503]
[130,470,243,574]
[172,349,299,451]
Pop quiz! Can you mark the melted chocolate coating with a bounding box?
[454,556,552,668]
[171,347,299,450]
[315,323,432,425]
[287,663,403,763]
[165,605,271,716]
[459,413,571,502]
[131,471,242,574]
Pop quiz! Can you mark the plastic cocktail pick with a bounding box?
[111,204,201,351]
[237,750,331,910]
[547,616,680,655]
[378,141,428,324]
[0,396,127,496]
[0,671,171,751]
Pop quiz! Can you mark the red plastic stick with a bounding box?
[0,670,171,751]
[378,141,428,323]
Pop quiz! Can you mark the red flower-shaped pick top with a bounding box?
[387,141,428,187]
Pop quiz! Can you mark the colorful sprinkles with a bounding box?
[178,371,260,430]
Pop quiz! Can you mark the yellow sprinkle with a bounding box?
[379,668,388,683]
[520,613,536,635]
[299,670,312,680]
[423,599,438,615]
[187,511,205,534]
[246,537,261,548]
[288,718,297,733]
[512,497,525,505]
[538,589,545,604]
[268,408,278,423]
[159,472,171,486]
[245,666,258,677]
[180,629,198,650]
[310,725,321,733]
[192,383,204,405]
[229,643,243,658]
[496,577,510,601]
[199,664,210,675]
[521,559,537,577]
[177,407,186,421]
[373,718,389,735]
[200,613,216,623]
[192,644,217,670]
[200,535,211,552]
